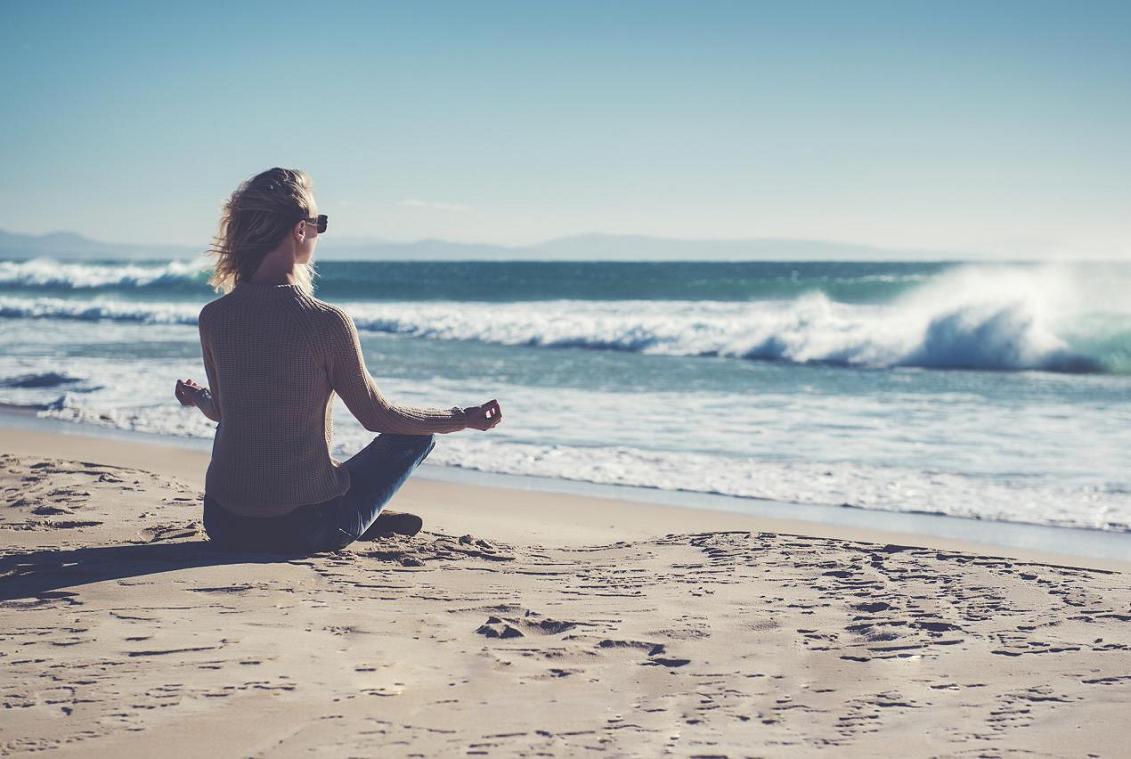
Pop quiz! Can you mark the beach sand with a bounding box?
[2,425,1130,757]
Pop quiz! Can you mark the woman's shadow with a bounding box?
[0,541,305,601]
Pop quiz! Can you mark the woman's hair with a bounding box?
[205,167,319,297]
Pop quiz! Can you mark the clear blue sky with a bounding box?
[2,1,1129,258]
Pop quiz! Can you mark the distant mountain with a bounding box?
[316,237,524,261]
[526,234,947,261]
[0,229,201,261]
[0,228,959,262]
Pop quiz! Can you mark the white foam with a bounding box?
[29,395,1131,532]
[1,263,1127,373]
[9,353,1127,534]
[0,295,201,324]
[420,436,1131,533]
[0,257,209,288]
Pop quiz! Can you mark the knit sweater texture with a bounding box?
[198,281,467,518]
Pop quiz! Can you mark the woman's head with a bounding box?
[205,167,321,295]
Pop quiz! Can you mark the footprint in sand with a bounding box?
[475,609,581,639]
[477,617,524,639]
[32,505,74,516]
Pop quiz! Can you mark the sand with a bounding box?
[1,425,1130,757]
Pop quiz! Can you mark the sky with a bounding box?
[2,1,1129,259]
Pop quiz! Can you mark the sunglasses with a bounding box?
[303,214,328,234]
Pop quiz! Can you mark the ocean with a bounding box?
[1,257,1129,535]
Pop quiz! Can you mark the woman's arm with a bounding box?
[324,307,468,434]
[194,316,222,423]
[199,345,222,422]
[195,386,221,423]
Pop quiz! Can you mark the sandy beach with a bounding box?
[2,423,1130,757]
[5,1,1131,756]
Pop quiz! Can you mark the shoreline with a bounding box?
[1,408,1128,571]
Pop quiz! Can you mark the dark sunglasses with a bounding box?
[303,214,328,234]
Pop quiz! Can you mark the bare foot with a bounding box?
[359,510,423,540]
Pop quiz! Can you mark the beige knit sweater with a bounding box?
[198,281,467,518]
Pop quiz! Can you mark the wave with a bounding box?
[0,258,209,289]
[340,263,1130,372]
[23,403,1131,533]
[420,438,1131,533]
[0,257,940,301]
[0,297,200,324]
[0,371,85,389]
[1,264,1129,373]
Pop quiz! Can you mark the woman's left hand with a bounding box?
[175,378,205,407]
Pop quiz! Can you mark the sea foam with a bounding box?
[1,263,1127,373]
[0,257,209,289]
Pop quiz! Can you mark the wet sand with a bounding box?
[2,426,1130,757]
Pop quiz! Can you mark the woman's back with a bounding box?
[199,280,465,518]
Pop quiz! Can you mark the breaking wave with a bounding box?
[0,258,209,289]
[0,263,1128,374]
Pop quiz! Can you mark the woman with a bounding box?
[174,167,502,554]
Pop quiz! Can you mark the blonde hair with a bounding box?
[205,167,319,297]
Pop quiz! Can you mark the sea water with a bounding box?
[1,258,1128,533]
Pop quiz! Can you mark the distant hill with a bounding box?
[526,234,945,262]
[0,228,958,262]
[318,237,526,261]
[0,229,201,261]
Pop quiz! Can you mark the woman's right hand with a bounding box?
[465,399,502,431]
[175,378,204,407]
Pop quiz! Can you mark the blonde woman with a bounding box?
[174,167,502,553]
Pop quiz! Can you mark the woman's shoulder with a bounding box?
[297,292,346,319]
[316,302,356,335]
[198,288,351,336]
[197,288,240,327]
[198,295,222,330]
[292,295,353,336]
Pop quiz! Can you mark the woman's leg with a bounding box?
[207,434,436,555]
[202,493,241,547]
[318,433,436,549]
[204,492,307,553]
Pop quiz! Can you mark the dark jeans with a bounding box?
[203,432,437,554]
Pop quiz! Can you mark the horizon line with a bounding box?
[0,225,972,256]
